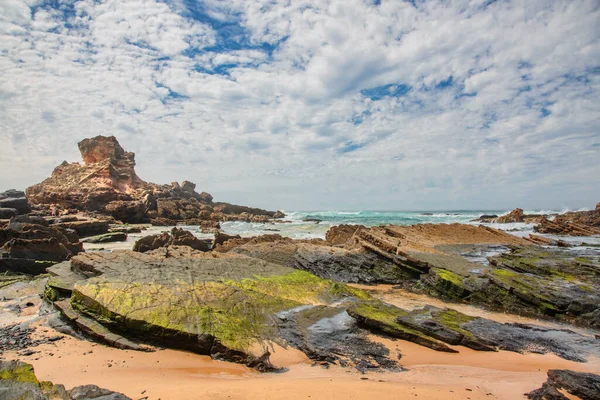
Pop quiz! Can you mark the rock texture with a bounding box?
[494,208,524,223]
[0,190,31,216]
[0,360,131,400]
[44,250,405,371]
[527,369,600,400]
[534,217,600,236]
[26,136,281,225]
[0,218,83,275]
[132,228,209,253]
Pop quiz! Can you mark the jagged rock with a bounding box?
[214,231,242,247]
[0,208,18,219]
[2,237,70,261]
[325,224,363,246]
[171,227,209,251]
[596,202,600,211]
[0,359,132,400]
[105,200,146,223]
[0,198,31,215]
[132,232,171,253]
[81,232,127,244]
[534,217,600,236]
[1,190,25,198]
[133,228,208,252]
[53,220,109,237]
[527,370,600,400]
[494,208,524,223]
[273,211,285,219]
[26,136,277,224]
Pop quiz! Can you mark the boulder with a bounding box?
[0,198,31,215]
[81,232,127,244]
[105,200,146,223]
[1,189,25,198]
[53,220,109,237]
[78,135,127,165]
[171,227,209,251]
[494,208,524,223]
[199,191,213,203]
[214,231,242,247]
[2,237,70,261]
[596,202,600,211]
[325,224,363,246]
[273,211,285,219]
[527,369,600,400]
[0,208,18,219]
[132,232,171,253]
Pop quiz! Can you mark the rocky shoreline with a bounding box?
[1,136,600,399]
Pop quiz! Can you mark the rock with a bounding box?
[2,237,70,261]
[0,208,18,219]
[471,214,498,222]
[78,135,128,165]
[53,220,109,237]
[273,211,285,219]
[81,232,127,244]
[596,202,600,211]
[1,189,25,198]
[214,231,241,247]
[50,251,399,371]
[199,192,213,203]
[0,359,132,400]
[527,370,600,400]
[132,229,208,253]
[26,136,278,225]
[171,228,209,251]
[0,198,31,215]
[105,200,146,223]
[534,217,600,236]
[132,232,171,253]
[493,208,524,223]
[325,224,363,246]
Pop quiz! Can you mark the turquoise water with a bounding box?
[217,209,555,240]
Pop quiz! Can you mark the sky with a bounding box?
[1,0,599,211]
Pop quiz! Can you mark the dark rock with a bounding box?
[0,198,31,215]
[0,208,18,219]
[1,190,25,198]
[53,220,109,237]
[2,237,70,261]
[171,228,209,252]
[132,232,171,253]
[214,231,241,247]
[81,232,127,244]
[0,258,56,275]
[105,200,146,223]
[527,369,600,400]
[273,211,285,219]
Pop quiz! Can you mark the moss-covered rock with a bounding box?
[0,360,131,400]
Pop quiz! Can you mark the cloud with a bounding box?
[0,0,599,210]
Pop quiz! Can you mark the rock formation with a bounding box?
[26,136,281,225]
[0,189,31,216]
[0,360,131,400]
[527,369,600,400]
[493,208,524,223]
[534,217,600,236]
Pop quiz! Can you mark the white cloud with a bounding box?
[0,0,599,210]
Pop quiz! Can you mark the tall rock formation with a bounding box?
[26,136,278,224]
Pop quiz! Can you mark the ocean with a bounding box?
[182,208,596,241]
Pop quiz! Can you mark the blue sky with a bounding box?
[0,0,599,210]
